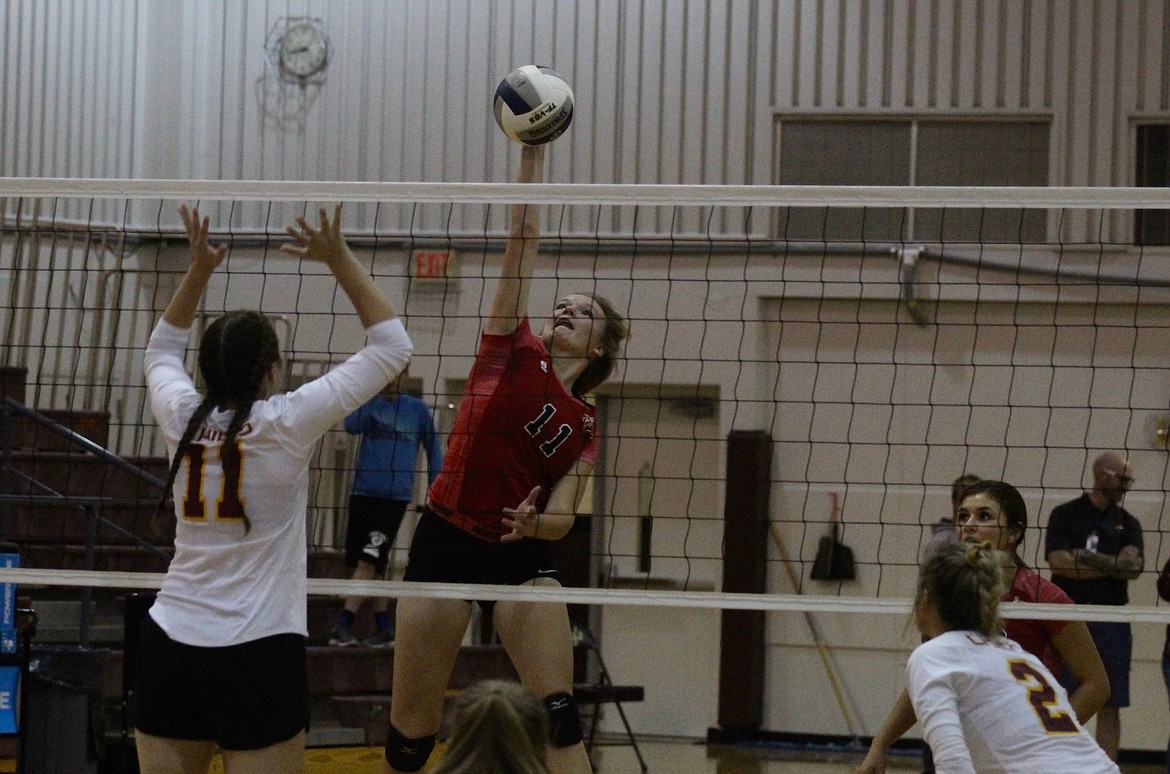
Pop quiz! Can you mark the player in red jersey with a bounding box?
[858,480,1109,774]
[382,144,628,774]
[905,541,1118,774]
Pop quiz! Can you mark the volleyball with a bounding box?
[493,65,574,146]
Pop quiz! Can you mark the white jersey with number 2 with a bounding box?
[907,630,1119,774]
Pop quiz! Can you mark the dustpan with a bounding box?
[811,493,856,581]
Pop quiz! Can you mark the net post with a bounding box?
[717,429,771,732]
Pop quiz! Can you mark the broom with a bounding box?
[768,513,865,747]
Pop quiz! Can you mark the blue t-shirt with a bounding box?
[345,393,443,502]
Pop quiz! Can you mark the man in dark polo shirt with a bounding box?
[1046,451,1144,761]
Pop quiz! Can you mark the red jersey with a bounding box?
[427,320,599,541]
[1003,566,1073,675]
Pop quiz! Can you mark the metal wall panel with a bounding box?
[2,1,1169,241]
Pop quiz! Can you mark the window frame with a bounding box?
[773,114,1052,244]
[1134,122,1170,247]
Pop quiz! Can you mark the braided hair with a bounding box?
[917,540,1006,638]
[156,311,281,534]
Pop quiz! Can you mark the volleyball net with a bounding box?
[2,180,1170,627]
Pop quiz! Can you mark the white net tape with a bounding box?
[0,566,1169,623]
[5,178,1170,207]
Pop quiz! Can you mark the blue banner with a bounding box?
[0,666,17,734]
[0,552,16,655]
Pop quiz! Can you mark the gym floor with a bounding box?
[197,740,1164,773]
[3,738,1160,772]
[206,741,909,773]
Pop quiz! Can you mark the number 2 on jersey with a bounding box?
[1008,659,1079,734]
[181,442,246,524]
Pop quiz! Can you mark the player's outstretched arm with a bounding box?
[856,688,917,774]
[486,144,546,336]
[281,204,397,329]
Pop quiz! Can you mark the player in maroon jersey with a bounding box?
[381,145,628,774]
[858,479,1109,774]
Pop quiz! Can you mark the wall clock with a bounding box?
[276,19,329,81]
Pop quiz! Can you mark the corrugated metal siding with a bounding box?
[767,1,1168,216]
[1,1,1169,240]
[768,0,1168,242]
[0,2,138,178]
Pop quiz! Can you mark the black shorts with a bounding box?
[404,507,558,611]
[1086,620,1132,707]
[1060,620,1132,708]
[344,495,409,574]
[133,614,309,750]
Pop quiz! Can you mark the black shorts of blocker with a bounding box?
[133,614,309,750]
[344,494,409,574]
[405,507,559,613]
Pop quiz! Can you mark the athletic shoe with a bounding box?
[363,628,395,647]
[328,623,357,646]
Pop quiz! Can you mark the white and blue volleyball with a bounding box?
[493,65,574,145]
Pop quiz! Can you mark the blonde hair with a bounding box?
[431,680,551,774]
[917,540,1005,637]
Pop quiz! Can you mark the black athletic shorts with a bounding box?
[404,507,559,612]
[344,494,409,574]
[133,614,309,750]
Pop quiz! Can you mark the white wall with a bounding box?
[760,293,1170,749]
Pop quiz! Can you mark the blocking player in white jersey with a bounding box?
[135,205,412,774]
[907,540,1119,774]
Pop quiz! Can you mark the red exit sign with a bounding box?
[413,250,455,281]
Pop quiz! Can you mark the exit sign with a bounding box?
[412,250,455,281]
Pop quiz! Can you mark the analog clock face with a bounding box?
[279,22,328,78]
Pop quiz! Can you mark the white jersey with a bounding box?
[907,630,1119,774]
[145,317,412,647]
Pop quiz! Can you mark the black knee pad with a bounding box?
[543,691,584,748]
[383,722,436,772]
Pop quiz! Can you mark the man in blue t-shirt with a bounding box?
[1045,451,1144,761]
[330,368,443,646]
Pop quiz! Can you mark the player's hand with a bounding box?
[281,204,347,266]
[501,486,542,542]
[178,205,227,273]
